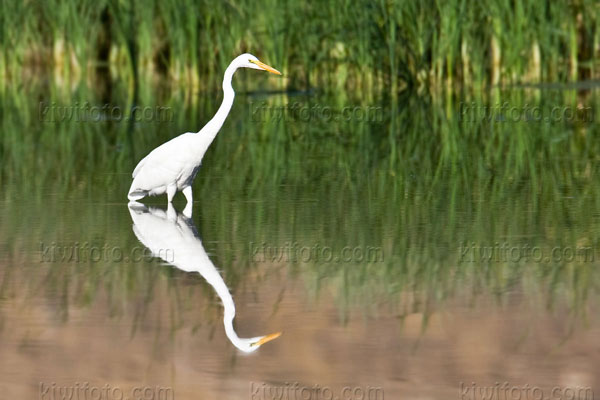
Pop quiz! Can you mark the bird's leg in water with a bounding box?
[167,185,177,203]
[166,203,177,221]
[183,186,193,204]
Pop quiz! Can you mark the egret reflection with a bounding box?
[127,201,281,352]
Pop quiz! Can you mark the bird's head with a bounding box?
[233,331,282,353]
[237,53,282,75]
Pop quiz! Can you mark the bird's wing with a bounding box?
[131,133,198,188]
[133,133,196,178]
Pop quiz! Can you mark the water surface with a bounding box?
[1,86,599,399]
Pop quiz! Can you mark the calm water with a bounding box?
[1,86,599,399]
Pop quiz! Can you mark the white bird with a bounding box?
[127,201,282,352]
[128,53,281,204]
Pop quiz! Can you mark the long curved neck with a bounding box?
[199,63,237,137]
[198,265,243,347]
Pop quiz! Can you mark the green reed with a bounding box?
[1,0,598,92]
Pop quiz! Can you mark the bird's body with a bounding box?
[129,132,206,201]
[128,54,281,204]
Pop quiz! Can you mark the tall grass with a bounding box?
[1,0,598,92]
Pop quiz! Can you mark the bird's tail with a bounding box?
[128,189,148,201]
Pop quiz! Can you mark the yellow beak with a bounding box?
[249,60,282,75]
[252,331,282,347]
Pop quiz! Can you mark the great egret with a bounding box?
[128,53,281,204]
[127,201,282,352]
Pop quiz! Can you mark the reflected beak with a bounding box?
[252,332,282,347]
[250,60,282,75]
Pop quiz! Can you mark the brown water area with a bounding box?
[1,257,598,400]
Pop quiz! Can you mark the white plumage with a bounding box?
[128,53,281,204]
